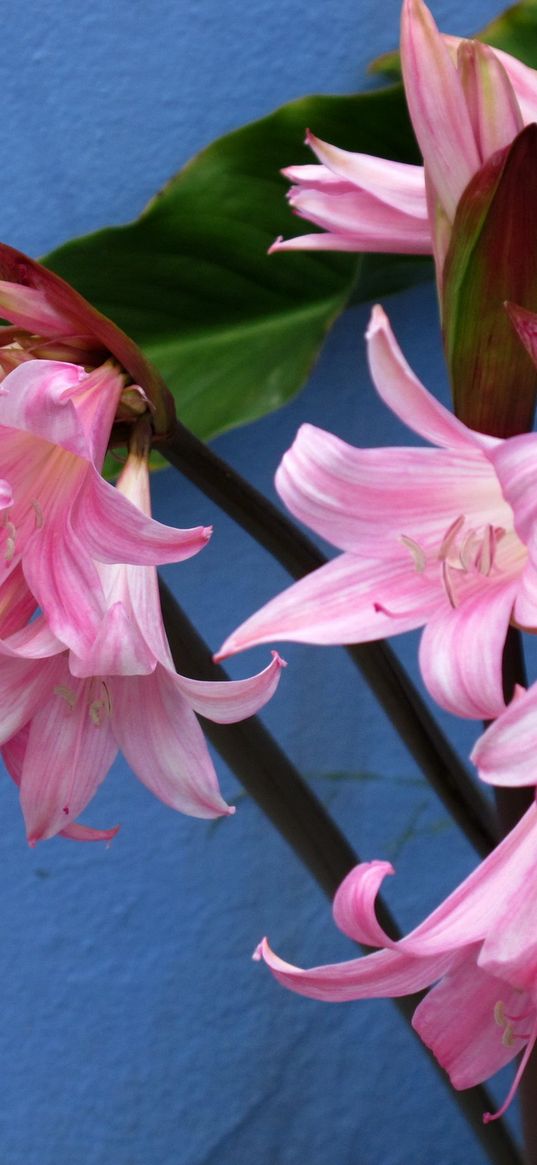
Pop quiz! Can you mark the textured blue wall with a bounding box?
[0,1,517,1163]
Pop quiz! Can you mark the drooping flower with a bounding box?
[271,0,534,278]
[0,434,285,843]
[217,304,537,720]
[255,802,537,1121]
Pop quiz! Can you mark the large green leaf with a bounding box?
[43,87,423,442]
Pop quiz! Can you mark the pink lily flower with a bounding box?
[255,801,537,1122]
[271,0,534,277]
[0,357,210,657]
[217,304,537,720]
[0,442,285,843]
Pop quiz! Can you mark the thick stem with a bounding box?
[158,577,522,1165]
[158,421,497,856]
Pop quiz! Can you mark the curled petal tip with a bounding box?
[270,650,288,669]
[365,304,388,339]
[203,526,213,542]
[268,236,285,255]
[252,938,267,962]
[212,644,231,663]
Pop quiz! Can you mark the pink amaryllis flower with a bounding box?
[0,357,209,657]
[0,438,285,843]
[256,801,537,1122]
[271,0,537,278]
[217,304,537,720]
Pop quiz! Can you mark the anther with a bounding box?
[31,500,44,529]
[438,515,465,561]
[441,561,458,608]
[400,535,427,573]
[54,685,77,708]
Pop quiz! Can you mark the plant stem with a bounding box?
[159,421,498,856]
[158,577,522,1165]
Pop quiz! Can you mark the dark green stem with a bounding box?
[158,421,497,856]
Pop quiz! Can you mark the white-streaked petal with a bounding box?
[173,651,285,722]
[418,580,518,719]
[216,552,443,659]
[110,669,233,819]
[276,421,503,554]
[366,305,496,451]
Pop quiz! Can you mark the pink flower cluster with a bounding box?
[218,0,537,1121]
[0,246,284,844]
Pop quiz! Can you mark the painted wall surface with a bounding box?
[0,1,520,1163]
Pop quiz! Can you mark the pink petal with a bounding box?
[110,669,233,819]
[333,862,398,948]
[255,936,458,1002]
[418,580,518,719]
[282,163,353,190]
[445,35,537,125]
[400,0,481,219]
[0,280,70,335]
[216,551,443,659]
[366,305,495,451]
[270,232,430,254]
[0,654,65,745]
[68,600,157,678]
[20,669,118,844]
[275,420,502,554]
[457,41,523,165]
[305,131,427,216]
[413,954,526,1088]
[0,615,64,659]
[488,432,537,544]
[480,863,537,991]
[2,725,119,844]
[22,523,106,656]
[173,651,285,722]
[0,563,37,640]
[73,469,211,565]
[59,822,120,843]
[472,682,537,787]
[287,187,432,253]
[0,360,95,460]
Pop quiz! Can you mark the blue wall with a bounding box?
[0,1,518,1163]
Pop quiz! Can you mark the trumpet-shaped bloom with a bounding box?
[256,802,537,1121]
[0,358,209,657]
[0,445,285,843]
[271,0,535,276]
[217,305,537,720]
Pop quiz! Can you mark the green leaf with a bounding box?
[369,0,537,78]
[475,0,537,65]
[43,86,423,443]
